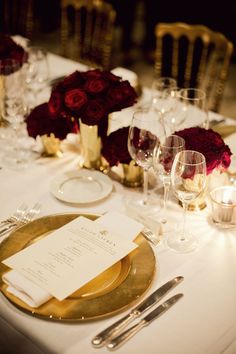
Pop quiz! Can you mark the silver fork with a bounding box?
[0,203,41,237]
[20,203,41,224]
[0,203,28,226]
[141,227,162,246]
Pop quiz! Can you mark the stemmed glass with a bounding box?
[151,77,177,123]
[166,150,207,252]
[0,59,37,169]
[153,134,185,224]
[127,109,165,211]
[25,46,49,109]
[176,88,209,130]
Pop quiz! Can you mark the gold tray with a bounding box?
[0,213,156,322]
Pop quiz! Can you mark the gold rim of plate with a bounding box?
[0,213,156,322]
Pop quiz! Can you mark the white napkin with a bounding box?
[2,270,52,308]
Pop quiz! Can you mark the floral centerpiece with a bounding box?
[26,69,137,164]
[0,33,27,70]
[102,126,143,187]
[102,127,132,166]
[175,127,232,210]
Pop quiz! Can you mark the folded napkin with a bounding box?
[2,270,52,308]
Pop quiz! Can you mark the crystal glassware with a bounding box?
[151,77,177,123]
[176,88,209,130]
[153,134,185,224]
[127,109,165,212]
[25,46,49,109]
[167,150,207,252]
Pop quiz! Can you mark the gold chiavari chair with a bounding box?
[60,0,116,70]
[154,22,234,112]
[0,0,34,39]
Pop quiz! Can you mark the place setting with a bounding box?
[0,211,157,322]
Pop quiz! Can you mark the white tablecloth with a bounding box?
[0,53,236,354]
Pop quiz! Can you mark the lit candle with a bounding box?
[210,186,236,227]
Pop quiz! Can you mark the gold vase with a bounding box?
[79,119,106,170]
[122,160,143,187]
[109,160,143,187]
[41,134,62,157]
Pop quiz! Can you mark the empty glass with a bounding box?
[153,135,185,224]
[25,46,49,108]
[0,59,37,169]
[127,109,165,212]
[176,88,209,130]
[167,150,207,252]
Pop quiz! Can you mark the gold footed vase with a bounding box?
[121,160,143,187]
[79,120,107,171]
[41,134,63,157]
[109,160,143,187]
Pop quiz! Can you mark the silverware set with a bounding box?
[92,276,184,350]
[0,203,41,237]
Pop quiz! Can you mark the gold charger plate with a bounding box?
[0,213,156,322]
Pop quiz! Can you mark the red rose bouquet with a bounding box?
[0,34,27,72]
[175,127,232,175]
[26,69,137,140]
[26,103,78,140]
[102,127,132,166]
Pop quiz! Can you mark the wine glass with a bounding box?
[162,87,187,134]
[151,77,177,123]
[127,109,165,211]
[175,88,209,130]
[153,134,185,224]
[167,150,207,252]
[25,46,49,109]
[0,59,37,169]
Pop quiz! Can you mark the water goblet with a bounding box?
[176,88,209,130]
[25,46,49,108]
[166,150,207,253]
[151,77,177,122]
[153,134,185,224]
[127,109,165,212]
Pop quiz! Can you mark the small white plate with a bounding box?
[50,169,113,204]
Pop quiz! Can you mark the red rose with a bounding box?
[65,88,87,111]
[81,69,103,80]
[81,99,107,125]
[62,71,84,90]
[106,81,137,112]
[175,127,232,174]
[26,103,78,140]
[0,34,27,68]
[84,77,109,95]
[103,71,121,84]
[48,90,63,117]
[102,127,132,166]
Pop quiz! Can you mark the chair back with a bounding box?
[0,0,33,38]
[154,22,234,112]
[60,0,116,70]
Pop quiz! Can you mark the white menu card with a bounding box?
[3,215,140,301]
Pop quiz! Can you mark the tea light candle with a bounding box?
[210,186,236,227]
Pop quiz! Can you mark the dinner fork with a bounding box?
[0,203,28,226]
[141,227,161,246]
[0,203,41,237]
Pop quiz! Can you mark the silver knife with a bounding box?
[91,276,183,347]
[107,293,183,350]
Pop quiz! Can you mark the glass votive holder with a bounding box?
[210,186,236,228]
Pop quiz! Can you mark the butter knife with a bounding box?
[91,276,183,347]
[107,293,183,350]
